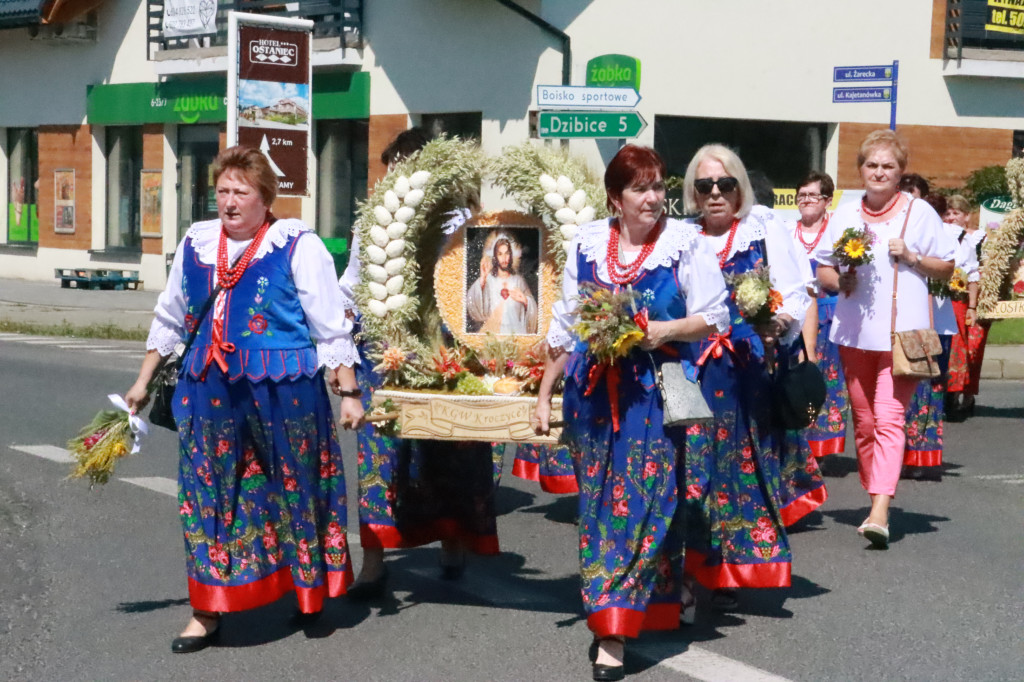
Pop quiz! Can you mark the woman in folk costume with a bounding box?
[680,144,813,611]
[791,171,850,459]
[533,144,729,681]
[125,146,361,652]
[903,194,980,477]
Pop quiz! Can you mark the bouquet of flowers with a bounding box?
[832,225,876,268]
[67,395,147,486]
[724,265,783,326]
[928,267,969,301]
[571,283,650,364]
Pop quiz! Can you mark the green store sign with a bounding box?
[585,54,641,90]
[87,72,370,125]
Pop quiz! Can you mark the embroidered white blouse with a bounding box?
[683,205,814,345]
[932,222,981,335]
[146,218,359,369]
[546,218,731,352]
[812,195,958,351]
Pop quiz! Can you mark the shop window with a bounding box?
[654,115,828,189]
[315,119,368,242]
[177,125,221,241]
[105,126,143,250]
[420,112,482,142]
[1013,131,1024,159]
[7,128,38,243]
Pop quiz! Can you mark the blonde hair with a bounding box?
[947,193,970,213]
[682,144,754,219]
[856,129,909,172]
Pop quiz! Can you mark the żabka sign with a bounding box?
[585,54,641,91]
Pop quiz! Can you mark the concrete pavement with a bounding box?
[1,276,1023,378]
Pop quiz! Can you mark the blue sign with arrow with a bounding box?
[831,60,899,130]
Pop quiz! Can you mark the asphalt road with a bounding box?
[1,333,1021,681]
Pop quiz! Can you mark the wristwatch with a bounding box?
[912,252,923,268]
[337,387,362,398]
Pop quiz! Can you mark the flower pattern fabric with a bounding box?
[512,444,579,494]
[904,335,952,469]
[805,280,849,457]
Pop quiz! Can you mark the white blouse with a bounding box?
[685,205,813,345]
[146,218,359,369]
[812,195,958,351]
[932,222,981,335]
[546,218,730,352]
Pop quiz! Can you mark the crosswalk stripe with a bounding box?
[11,444,74,463]
[640,643,794,682]
[121,477,178,497]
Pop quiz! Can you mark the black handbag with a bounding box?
[773,337,827,430]
[148,282,224,430]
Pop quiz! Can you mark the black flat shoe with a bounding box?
[588,638,600,662]
[592,662,625,681]
[347,567,389,601]
[291,610,322,627]
[171,627,219,654]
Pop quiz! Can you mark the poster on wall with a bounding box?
[54,169,75,234]
[141,170,163,237]
[163,0,217,38]
[233,22,312,196]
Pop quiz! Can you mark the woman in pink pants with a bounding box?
[814,130,956,548]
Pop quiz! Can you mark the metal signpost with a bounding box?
[537,110,646,139]
[832,60,899,130]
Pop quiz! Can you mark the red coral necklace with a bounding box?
[700,218,740,268]
[860,192,900,218]
[795,214,829,253]
[606,220,661,285]
[217,220,271,289]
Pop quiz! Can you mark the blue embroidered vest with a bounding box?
[180,231,319,382]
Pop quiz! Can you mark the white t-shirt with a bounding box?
[813,195,957,351]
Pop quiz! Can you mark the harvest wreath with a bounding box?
[978,158,1024,319]
[353,138,607,441]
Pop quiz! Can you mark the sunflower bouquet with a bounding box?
[832,225,876,268]
[724,265,783,326]
[928,267,969,301]
[571,283,650,365]
[68,395,147,486]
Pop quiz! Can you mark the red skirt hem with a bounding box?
[780,484,829,527]
[512,458,539,482]
[512,459,579,494]
[187,566,352,614]
[359,521,499,555]
[684,551,791,589]
[808,435,845,458]
[588,603,680,638]
[904,449,942,468]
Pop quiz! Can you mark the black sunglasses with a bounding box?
[694,176,739,194]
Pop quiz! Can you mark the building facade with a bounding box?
[2,0,1021,287]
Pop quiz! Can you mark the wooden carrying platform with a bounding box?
[55,268,142,290]
[372,390,562,445]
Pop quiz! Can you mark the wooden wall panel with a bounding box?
[837,122,1012,190]
[38,125,91,251]
[931,0,947,60]
[142,124,164,255]
[367,113,410,189]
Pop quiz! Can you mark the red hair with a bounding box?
[604,144,666,213]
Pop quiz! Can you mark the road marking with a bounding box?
[974,474,1024,480]
[11,444,74,463]
[121,476,178,497]
[640,643,794,682]
[20,339,73,344]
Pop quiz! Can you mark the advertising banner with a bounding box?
[163,0,217,38]
[985,0,1024,35]
[233,21,311,196]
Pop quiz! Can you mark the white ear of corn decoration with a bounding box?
[568,189,588,212]
[384,257,406,275]
[539,173,558,193]
[385,294,408,310]
[385,239,406,258]
[556,175,575,197]
[365,244,388,265]
[366,264,389,283]
[409,170,431,189]
[369,225,390,248]
[394,206,415,224]
[367,300,388,318]
[544,192,566,210]
[554,207,577,225]
[368,282,388,301]
[383,190,401,214]
[536,171,598,255]
[393,175,411,199]
[385,275,405,295]
[403,189,425,208]
[373,206,393,226]
[386,222,408,239]
[559,224,577,240]
[575,206,596,225]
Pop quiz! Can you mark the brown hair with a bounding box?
[604,144,666,213]
[797,171,835,198]
[212,145,278,206]
[856,129,909,172]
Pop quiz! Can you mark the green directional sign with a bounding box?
[538,110,646,139]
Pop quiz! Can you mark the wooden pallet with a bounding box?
[54,268,142,290]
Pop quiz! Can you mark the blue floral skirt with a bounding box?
[173,367,352,614]
[805,298,849,457]
[904,335,952,469]
[512,444,578,494]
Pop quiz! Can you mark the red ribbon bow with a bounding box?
[200,317,236,380]
[585,361,623,432]
[697,330,736,367]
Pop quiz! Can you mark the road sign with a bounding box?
[536,85,640,109]
[832,86,892,103]
[538,111,646,139]
[833,65,894,82]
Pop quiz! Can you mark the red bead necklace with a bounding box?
[216,220,271,289]
[860,192,901,218]
[606,220,661,285]
[795,214,829,253]
[700,218,740,268]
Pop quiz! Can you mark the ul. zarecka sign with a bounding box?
[236,25,311,196]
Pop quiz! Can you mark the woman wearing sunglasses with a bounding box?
[813,130,955,548]
[679,144,813,611]
[533,144,729,681]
